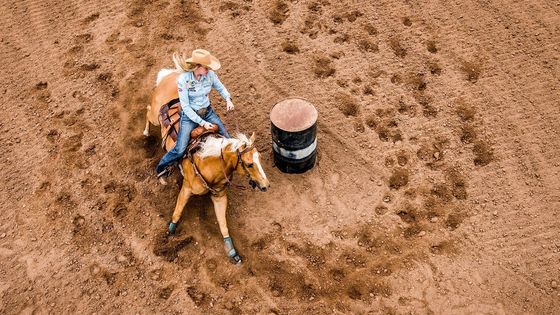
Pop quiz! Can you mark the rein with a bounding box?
[190,155,223,195]
[237,145,254,175]
[190,106,252,195]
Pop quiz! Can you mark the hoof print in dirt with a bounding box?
[314,56,336,78]
[282,41,300,54]
[460,60,482,83]
[269,0,289,25]
[389,168,409,190]
[427,40,438,53]
[389,37,407,58]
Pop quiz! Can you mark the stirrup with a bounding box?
[157,166,174,185]
[178,163,184,177]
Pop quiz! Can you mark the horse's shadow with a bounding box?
[152,193,219,262]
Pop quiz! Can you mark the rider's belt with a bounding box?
[196,107,208,117]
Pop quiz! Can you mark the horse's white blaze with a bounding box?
[253,152,267,180]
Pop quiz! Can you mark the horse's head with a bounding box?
[236,133,270,192]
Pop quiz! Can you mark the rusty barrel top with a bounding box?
[270,98,318,132]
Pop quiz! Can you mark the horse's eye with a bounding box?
[247,163,254,168]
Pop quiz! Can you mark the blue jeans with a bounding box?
[205,106,230,139]
[156,106,229,174]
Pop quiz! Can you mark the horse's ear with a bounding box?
[224,142,234,151]
[249,132,256,144]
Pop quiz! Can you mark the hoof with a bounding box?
[168,222,177,235]
[143,129,149,137]
[158,176,168,186]
[230,254,242,265]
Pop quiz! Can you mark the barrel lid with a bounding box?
[270,98,318,132]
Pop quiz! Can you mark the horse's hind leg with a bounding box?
[168,185,192,234]
[211,192,241,264]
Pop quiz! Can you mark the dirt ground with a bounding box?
[1,0,559,313]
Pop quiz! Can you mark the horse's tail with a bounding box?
[156,68,178,86]
[156,51,195,86]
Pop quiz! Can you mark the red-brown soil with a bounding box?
[1,0,559,313]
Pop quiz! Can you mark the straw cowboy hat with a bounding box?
[186,49,221,70]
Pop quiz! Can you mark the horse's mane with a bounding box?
[198,134,252,158]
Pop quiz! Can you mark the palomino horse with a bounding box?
[144,68,270,264]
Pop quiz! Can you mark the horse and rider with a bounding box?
[144,49,270,264]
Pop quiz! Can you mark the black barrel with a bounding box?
[270,98,318,173]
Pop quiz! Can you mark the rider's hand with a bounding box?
[226,98,235,111]
[203,122,214,130]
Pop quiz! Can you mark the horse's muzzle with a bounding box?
[249,179,268,192]
[249,179,257,189]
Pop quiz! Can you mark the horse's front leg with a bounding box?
[168,185,192,234]
[211,192,242,264]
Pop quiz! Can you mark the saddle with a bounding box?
[159,98,220,156]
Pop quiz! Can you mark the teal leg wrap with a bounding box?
[224,236,242,264]
[224,236,237,257]
[168,222,177,234]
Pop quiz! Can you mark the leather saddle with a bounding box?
[159,99,220,156]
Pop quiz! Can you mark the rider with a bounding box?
[156,49,235,184]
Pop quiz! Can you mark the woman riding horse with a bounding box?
[144,49,270,264]
[156,49,235,184]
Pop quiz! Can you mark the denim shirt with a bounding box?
[177,70,231,126]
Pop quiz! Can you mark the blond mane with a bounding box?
[198,134,252,158]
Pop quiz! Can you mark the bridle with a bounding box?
[189,140,255,195]
[191,108,262,194]
[219,142,256,190]
[235,145,255,176]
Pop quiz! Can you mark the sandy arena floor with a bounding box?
[1,0,559,313]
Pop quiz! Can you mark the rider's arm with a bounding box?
[178,73,207,126]
[209,71,231,101]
